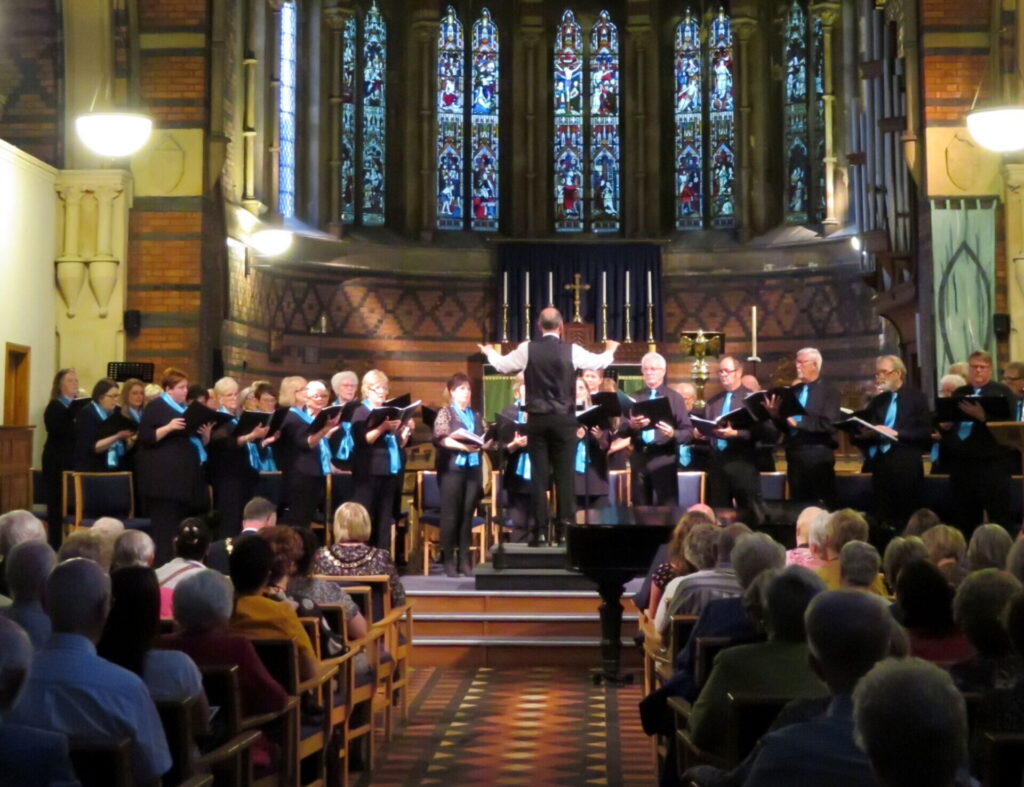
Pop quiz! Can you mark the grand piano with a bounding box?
[566,506,680,684]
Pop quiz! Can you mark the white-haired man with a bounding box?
[617,352,693,505]
[0,509,46,597]
[771,347,841,508]
[2,540,56,649]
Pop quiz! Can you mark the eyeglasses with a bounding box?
[969,363,991,371]
[1003,373,1022,382]
[718,368,738,375]
[874,369,896,377]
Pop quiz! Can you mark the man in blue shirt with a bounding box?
[9,558,171,785]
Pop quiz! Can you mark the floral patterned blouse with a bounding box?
[311,542,406,607]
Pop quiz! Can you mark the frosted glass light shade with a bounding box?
[966,107,1024,153]
[249,229,294,256]
[75,113,153,158]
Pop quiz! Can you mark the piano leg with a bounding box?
[592,577,634,686]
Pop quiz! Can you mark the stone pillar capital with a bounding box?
[1004,163,1024,191]
[732,17,758,40]
[322,7,350,30]
[810,2,841,27]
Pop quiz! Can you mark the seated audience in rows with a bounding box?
[112,528,155,571]
[156,517,211,591]
[786,506,829,569]
[904,507,941,537]
[853,658,968,787]
[635,507,716,615]
[966,523,1013,571]
[839,541,885,595]
[1007,539,1024,584]
[0,617,79,787]
[640,532,788,734]
[313,502,406,608]
[881,536,927,595]
[922,524,969,588]
[56,531,103,565]
[893,560,973,664]
[654,523,716,631]
[741,590,896,786]
[89,517,125,571]
[687,566,829,758]
[0,510,46,596]
[1,540,55,649]
[206,495,278,574]
[161,569,288,717]
[97,565,207,731]
[658,523,750,631]
[8,558,171,784]
[816,509,887,596]
[287,526,367,641]
[258,525,347,657]
[230,535,318,681]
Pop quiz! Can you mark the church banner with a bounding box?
[930,199,997,387]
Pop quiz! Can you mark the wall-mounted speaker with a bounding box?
[124,309,142,335]
[994,313,1011,339]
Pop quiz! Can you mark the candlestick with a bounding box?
[524,303,531,340]
[625,271,630,305]
[751,305,758,360]
[525,271,530,306]
[548,271,554,305]
[646,301,655,346]
[501,302,509,343]
[624,302,633,343]
[503,271,508,305]
[601,302,608,341]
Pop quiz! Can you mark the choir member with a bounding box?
[250,381,279,471]
[432,373,490,576]
[930,374,966,475]
[207,377,270,537]
[116,378,145,477]
[618,352,693,506]
[499,374,533,543]
[136,368,214,563]
[73,378,134,473]
[574,378,611,509]
[329,370,359,471]
[41,368,80,546]
[852,355,931,531]
[278,380,340,529]
[351,370,413,551]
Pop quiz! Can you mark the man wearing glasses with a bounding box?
[853,355,931,530]
[700,355,773,525]
[939,350,1017,531]
[1002,362,1024,419]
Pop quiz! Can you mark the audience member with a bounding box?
[90,517,125,571]
[206,495,277,574]
[56,530,103,565]
[922,524,969,588]
[687,567,828,757]
[644,511,710,619]
[97,566,207,728]
[0,617,79,787]
[1,540,55,649]
[881,536,927,595]
[904,507,941,537]
[786,506,829,569]
[816,509,887,595]
[659,524,750,629]
[839,541,884,593]
[742,590,895,786]
[0,510,46,595]
[8,558,170,784]
[894,560,973,663]
[966,523,1013,571]
[112,529,156,570]
[229,535,318,681]
[313,502,406,608]
[161,569,288,717]
[1007,538,1024,584]
[853,658,967,787]
[288,526,368,642]
[156,517,211,591]
[634,507,716,614]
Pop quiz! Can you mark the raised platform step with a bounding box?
[415,611,640,639]
[492,543,570,570]
[413,635,643,669]
[473,563,597,591]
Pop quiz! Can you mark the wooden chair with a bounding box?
[72,471,152,533]
[609,468,631,505]
[758,472,787,502]
[694,636,734,693]
[342,624,389,773]
[68,738,133,787]
[157,694,262,787]
[676,472,706,508]
[414,470,442,574]
[668,614,698,671]
[723,693,791,766]
[834,472,873,512]
[982,731,1024,787]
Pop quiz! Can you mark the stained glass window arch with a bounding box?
[436,6,465,230]
[673,6,735,231]
[783,0,810,225]
[278,0,298,218]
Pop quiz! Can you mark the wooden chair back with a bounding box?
[157,695,198,786]
[676,472,705,507]
[724,693,792,766]
[694,636,733,692]
[68,737,133,787]
[315,574,392,624]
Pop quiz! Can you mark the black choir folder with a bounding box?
[96,407,139,439]
[307,400,361,432]
[575,404,610,429]
[690,406,757,434]
[448,425,497,447]
[232,410,271,436]
[69,397,94,416]
[365,398,421,430]
[590,390,635,418]
[495,412,524,445]
[744,387,808,421]
[184,401,234,434]
[834,413,897,441]
[934,395,1013,423]
[627,396,674,425]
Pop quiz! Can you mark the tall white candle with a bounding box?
[503,271,508,304]
[548,271,554,305]
[602,271,607,302]
[647,270,653,302]
[751,305,758,358]
[525,272,530,305]
[625,271,630,305]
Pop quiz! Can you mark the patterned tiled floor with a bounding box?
[357,667,655,786]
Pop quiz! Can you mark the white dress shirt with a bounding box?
[482,333,616,374]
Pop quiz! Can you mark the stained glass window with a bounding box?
[812,15,826,222]
[278,0,297,218]
[436,6,464,230]
[340,15,357,224]
[783,0,809,224]
[589,11,619,233]
[707,9,735,227]
[362,1,386,226]
[553,10,584,232]
[674,11,702,230]
[470,9,499,232]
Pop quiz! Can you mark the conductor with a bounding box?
[480,308,619,546]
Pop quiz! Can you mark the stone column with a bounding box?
[1006,164,1024,359]
[513,2,544,237]
[733,17,757,240]
[323,6,347,235]
[401,2,437,238]
[811,2,841,230]
[88,183,124,318]
[56,185,86,318]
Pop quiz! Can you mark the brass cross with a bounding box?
[563,273,591,322]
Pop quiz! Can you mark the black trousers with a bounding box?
[632,457,679,506]
[505,491,533,543]
[526,412,577,531]
[283,472,326,530]
[949,457,1014,534]
[353,473,401,550]
[706,452,765,526]
[147,498,203,565]
[212,473,258,538]
[786,444,836,509]
[439,465,482,560]
[870,446,923,530]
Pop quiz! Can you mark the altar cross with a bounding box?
[563,273,591,322]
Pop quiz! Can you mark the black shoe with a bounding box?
[459,559,474,576]
[552,518,571,546]
[527,532,541,547]
[442,559,459,577]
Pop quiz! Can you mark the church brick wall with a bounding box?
[139,0,208,30]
